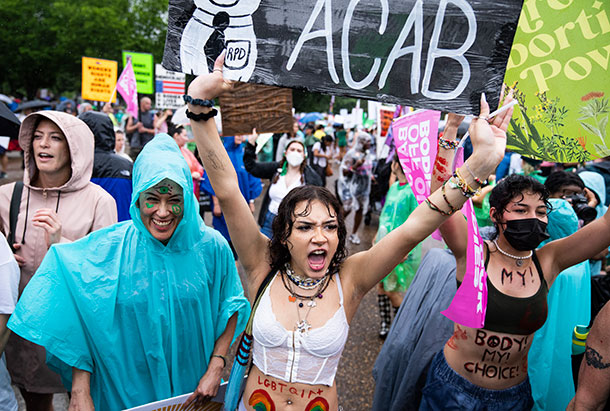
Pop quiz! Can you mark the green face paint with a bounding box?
[171,204,182,215]
[145,202,154,209]
[157,186,170,194]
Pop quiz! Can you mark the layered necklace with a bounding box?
[493,239,532,267]
[281,263,331,334]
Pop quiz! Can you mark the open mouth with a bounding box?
[38,153,54,160]
[152,218,173,230]
[308,249,327,271]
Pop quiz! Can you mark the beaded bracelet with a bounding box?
[425,198,453,216]
[464,162,487,185]
[183,94,215,108]
[438,137,459,150]
[186,108,218,122]
[441,181,458,214]
[450,169,481,198]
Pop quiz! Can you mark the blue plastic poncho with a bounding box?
[579,171,608,275]
[529,199,590,410]
[8,135,250,410]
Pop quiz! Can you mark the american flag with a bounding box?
[155,79,184,95]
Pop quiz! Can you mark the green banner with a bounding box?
[122,51,154,94]
[504,0,610,162]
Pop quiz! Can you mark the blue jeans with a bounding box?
[260,210,276,239]
[420,351,533,411]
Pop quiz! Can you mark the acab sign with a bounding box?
[287,0,475,100]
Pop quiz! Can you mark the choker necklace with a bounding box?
[281,271,331,334]
[493,240,532,267]
[284,263,327,290]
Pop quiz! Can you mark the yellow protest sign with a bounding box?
[82,57,118,101]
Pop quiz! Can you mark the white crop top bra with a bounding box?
[252,274,350,386]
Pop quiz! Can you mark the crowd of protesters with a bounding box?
[1,73,610,411]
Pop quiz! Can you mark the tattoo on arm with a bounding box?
[205,150,226,171]
[585,346,610,369]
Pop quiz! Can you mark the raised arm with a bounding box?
[540,207,610,280]
[343,95,513,296]
[243,138,280,179]
[431,114,468,278]
[187,56,270,284]
[568,302,610,411]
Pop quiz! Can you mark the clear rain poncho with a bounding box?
[338,133,373,212]
[8,134,250,410]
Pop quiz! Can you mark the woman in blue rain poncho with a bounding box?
[7,135,250,410]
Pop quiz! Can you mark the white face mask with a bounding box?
[285,152,304,167]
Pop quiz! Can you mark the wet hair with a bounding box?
[489,174,551,234]
[544,171,584,196]
[269,185,347,276]
[392,153,405,177]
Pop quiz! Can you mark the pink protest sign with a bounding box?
[117,59,139,120]
[393,110,441,204]
[441,199,488,328]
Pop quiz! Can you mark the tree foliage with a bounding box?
[0,0,168,99]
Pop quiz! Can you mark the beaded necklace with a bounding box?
[284,263,326,289]
[280,271,331,334]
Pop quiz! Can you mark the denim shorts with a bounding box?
[419,351,533,411]
[260,210,276,239]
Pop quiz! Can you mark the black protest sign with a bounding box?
[163,0,523,115]
[219,82,293,136]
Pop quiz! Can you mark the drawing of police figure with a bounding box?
[180,0,261,81]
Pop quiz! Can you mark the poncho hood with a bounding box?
[78,111,116,152]
[130,134,200,250]
[19,110,94,192]
[540,198,578,247]
[8,135,250,410]
[579,170,607,218]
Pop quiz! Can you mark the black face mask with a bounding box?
[502,218,550,251]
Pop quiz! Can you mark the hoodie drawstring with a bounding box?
[20,189,62,245]
[21,187,30,245]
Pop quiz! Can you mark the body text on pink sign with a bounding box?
[441,199,488,328]
[393,110,440,204]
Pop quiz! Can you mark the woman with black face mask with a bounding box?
[418,113,610,410]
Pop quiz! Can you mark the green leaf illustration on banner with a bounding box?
[504,0,610,162]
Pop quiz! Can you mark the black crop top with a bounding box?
[457,243,549,335]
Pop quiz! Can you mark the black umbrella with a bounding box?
[0,102,20,139]
[15,100,52,113]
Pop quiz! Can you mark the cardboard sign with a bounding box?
[123,392,222,411]
[123,51,155,94]
[155,64,186,109]
[124,383,226,411]
[393,109,441,203]
[504,1,610,162]
[219,82,293,136]
[163,0,523,115]
[441,198,488,328]
[378,106,396,140]
[82,57,118,101]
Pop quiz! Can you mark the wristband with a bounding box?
[183,94,215,108]
[438,137,459,150]
[212,354,227,368]
[186,108,218,122]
